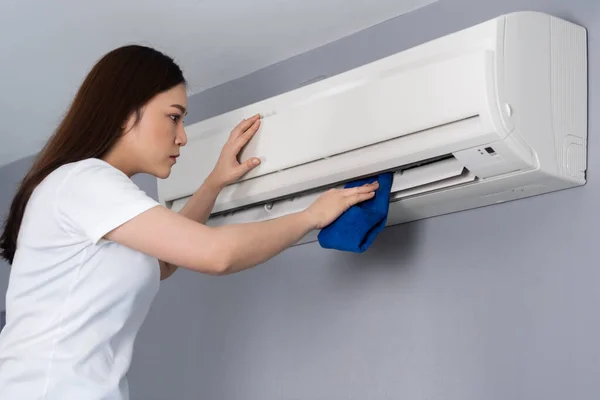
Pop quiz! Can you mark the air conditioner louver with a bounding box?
[204,155,477,227]
[391,156,477,200]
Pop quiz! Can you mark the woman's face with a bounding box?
[125,83,188,178]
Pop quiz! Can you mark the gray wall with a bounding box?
[1,0,598,399]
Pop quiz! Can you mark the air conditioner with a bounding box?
[158,11,588,246]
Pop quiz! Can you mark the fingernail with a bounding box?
[253,158,260,165]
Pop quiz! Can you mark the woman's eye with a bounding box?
[170,115,180,123]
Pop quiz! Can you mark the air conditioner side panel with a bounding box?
[501,12,588,183]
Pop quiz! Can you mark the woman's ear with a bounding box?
[122,108,144,135]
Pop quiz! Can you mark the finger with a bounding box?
[343,182,379,196]
[231,114,261,138]
[346,191,376,207]
[232,119,261,152]
[237,157,261,175]
[234,118,261,149]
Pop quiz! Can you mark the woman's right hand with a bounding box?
[303,181,380,229]
[107,179,380,277]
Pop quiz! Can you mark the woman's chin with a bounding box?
[151,164,172,180]
[158,169,171,179]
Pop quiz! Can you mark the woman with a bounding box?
[0,45,377,398]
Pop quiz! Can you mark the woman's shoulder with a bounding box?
[37,158,127,197]
[51,158,123,182]
[56,157,116,175]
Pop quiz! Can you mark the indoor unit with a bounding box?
[158,11,588,245]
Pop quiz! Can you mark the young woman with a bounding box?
[0,45,378,398]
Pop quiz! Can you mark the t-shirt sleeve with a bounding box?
[56,160,161,244]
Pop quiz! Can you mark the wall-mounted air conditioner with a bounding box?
[158,11,588,245]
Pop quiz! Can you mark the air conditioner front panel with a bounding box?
[161,50,498,204]
[235,51,490,179]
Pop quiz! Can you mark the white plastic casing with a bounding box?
[157,11,587,245]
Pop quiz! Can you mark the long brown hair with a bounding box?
[1,45,186,264]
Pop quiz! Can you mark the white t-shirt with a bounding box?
[0,158,162,399]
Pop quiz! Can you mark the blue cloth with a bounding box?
[318,172,394,253]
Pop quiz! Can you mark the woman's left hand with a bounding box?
[206,114,262,189]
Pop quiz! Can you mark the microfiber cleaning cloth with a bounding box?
[317,172,394,253]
